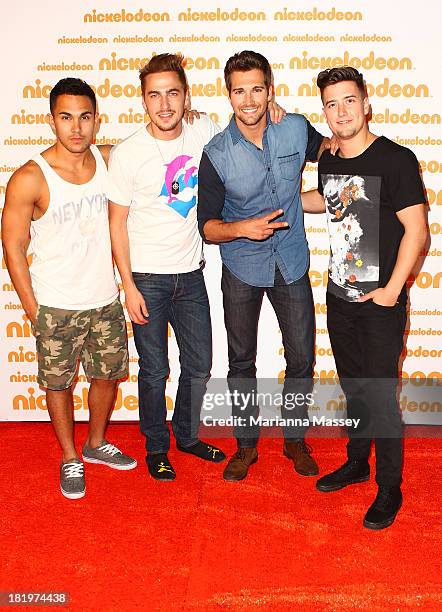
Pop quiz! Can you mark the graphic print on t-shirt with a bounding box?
[322,174,381,301]
[158,155,198,218]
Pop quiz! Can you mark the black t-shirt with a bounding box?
[318,136,425,304]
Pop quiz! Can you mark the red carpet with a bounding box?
[1,423,441,611]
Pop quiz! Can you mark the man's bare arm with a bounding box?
[108,201,149,325]
[1,164,42,323]
[359,203,428,306]
[301,189,326,214]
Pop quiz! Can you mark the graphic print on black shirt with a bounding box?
[322,173,381,301]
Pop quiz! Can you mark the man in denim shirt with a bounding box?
[198,51,330,481]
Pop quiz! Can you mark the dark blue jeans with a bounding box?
[132,270,212,454]
[221,265,315,447]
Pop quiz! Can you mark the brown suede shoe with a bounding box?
[283,440,319,476]
[223,448,258,481]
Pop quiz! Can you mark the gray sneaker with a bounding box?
[60,459,85,499]
[82,440,137,470]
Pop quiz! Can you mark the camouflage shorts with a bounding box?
[34,298,129,391]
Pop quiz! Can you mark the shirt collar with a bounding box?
[228,111,272,145]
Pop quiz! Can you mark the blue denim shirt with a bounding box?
[200,113,323,287]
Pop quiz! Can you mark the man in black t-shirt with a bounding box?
[302,67,427,530]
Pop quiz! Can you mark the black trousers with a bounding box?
[327,291,407,487]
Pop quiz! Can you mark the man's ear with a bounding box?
[267,84,275,102]
[363,96,370,116]
[184,88,191,111]
[48,113,56,135]
[94,111,101,137]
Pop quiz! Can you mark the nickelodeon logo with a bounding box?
[23,78,291,100]
[399,396,441,413]
[403,346,442,359]
[407,271,442,289]
[4,315,173,340]
[425,188,442,206]
[279,344,333,357]
[6,315,32,338]
[419,160,442,174]
[289,51,412,71]
[12,387,174,411]
[8,346,36,362]
[11,110,109,126]
[298,78,429,98]
[307,270,442,289]
[98,53,220,71]
[10,371,38,383]
[429,222,442,235]
[277,370,441,385]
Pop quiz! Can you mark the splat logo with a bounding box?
[159,155,198,218]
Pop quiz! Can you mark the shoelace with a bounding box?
[62,462,84,479]
[98,443,122,456]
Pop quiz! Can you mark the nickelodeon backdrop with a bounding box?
[1,1,440,423]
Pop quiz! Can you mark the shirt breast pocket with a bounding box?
[278,152,300,181]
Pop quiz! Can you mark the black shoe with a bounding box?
[146,453,176,481]
[363,486,402,530]
[176,440,226,463]
[316,459,370,492]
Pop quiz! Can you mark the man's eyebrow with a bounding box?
[324,95,357,104]
[146,88,180,94]
[58,111,92,116]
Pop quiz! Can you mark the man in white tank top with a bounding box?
[2,78,136,500]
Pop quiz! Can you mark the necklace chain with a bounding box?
[150,126,185,164]
[150,126,185,197]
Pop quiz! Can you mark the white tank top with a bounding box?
[30,145,118,309]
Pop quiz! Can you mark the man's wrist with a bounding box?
[382,284,401,300]
[122,279,138,293]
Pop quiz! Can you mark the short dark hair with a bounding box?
[139,53,188,94]
[49,78,96,114]
[224,50,272,93]
[317,67,366,99]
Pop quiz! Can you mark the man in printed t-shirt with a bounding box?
[302,67,427,530]
[107,54,228,480]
